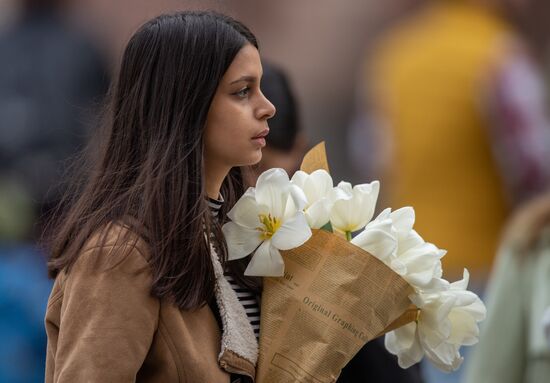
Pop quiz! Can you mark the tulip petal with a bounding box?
[305,199,331,229]
[330,180,380,232]
[256,168,291,218]
[304,169,333,203]
[336,181,353,195]
[351,227,396,263]
[447,309,479,345]
[450,269,470,291]
[398,230,425,254]
[391,207,415,235]
[227,187,262,229]
[271,212,312,250]
[424,342,463,372]
[244,240,285,276]
[386,322,417,352]
[462,298,487,322]
[222,222,262,260]
[385,323,424,368]
[330,184,353,203]
[286,184,308,215]
[354,180,380,198]
[290,170,308,188]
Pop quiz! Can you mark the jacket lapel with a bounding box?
[210,245,258,379]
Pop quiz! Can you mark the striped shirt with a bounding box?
[208,197,261,340]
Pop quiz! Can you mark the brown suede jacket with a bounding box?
[45,223,258,382]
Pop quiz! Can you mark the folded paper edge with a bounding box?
[300,141,330,173]
[376,304,420,337]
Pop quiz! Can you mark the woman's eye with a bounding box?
[234,87,250,98]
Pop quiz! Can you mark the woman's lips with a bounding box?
[252,128,269,147]
[252,137,266,147]
[252,128,269,140]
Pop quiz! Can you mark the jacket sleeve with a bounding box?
[53,244,160,382]
[462,246,526,383]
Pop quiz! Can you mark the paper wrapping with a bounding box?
[256,142,419,382]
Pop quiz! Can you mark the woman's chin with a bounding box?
[226,148,264,168]
[243,149,263,167]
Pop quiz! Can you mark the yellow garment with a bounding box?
[369,2,513,279]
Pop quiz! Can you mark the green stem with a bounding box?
[345,231,352,241]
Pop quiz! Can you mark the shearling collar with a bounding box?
[210,244,258,380]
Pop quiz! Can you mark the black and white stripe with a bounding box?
[208,197,223,218]
[208,197,261,340]
[224,274,261,339]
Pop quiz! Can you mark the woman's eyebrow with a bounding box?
[230,75,258,85]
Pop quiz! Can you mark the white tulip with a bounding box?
[290,169,334,229]
[392,240,449,292]
[222,168,312,276]
[445,270,486,345]
[352,206,448,292]
[385,269,486,371]
[351,208,397,263]
[387,207,449,292]
[329,180,380,238]
[389,207,416,242]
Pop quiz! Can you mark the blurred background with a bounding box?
[1,0,550,382]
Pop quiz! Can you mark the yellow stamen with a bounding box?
[415,309,422,323]
[257,213,282,240]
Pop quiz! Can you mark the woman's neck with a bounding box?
[205,162,230,200]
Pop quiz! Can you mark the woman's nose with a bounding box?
[257,92,276,120]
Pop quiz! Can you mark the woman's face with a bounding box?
[204,44,276,173]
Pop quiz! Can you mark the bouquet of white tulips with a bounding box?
[223,143,485,381]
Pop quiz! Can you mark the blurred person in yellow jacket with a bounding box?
[351,0,550,288]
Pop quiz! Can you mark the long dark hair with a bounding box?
[46,11,261,310]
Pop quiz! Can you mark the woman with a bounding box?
[44,11,275,382]
[464,191,550,383]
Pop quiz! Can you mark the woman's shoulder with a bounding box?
[83,218,149,253]
[74,219,152,274]
[50,220,157,323]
